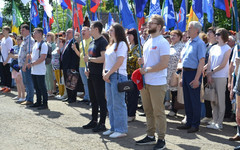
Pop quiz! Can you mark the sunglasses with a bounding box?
[215,33,221,36]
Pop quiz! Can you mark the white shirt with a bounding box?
[31,42,48,75]
[210,44,231,78]
[143,35,170,85]
[0,37,13,63]
[105,41,128,76]
[231,45,238,67]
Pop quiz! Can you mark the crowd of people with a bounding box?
[1,14,240,150]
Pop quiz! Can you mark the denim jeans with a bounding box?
[32,75,48,106]
[21,68,34,102]
[105,73,128,133]
[79,67,89,100]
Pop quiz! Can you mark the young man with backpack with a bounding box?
[26,28,48,110]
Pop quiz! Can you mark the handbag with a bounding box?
[169,72,178,87]
[203,84,217,103]
[65,69,79,91]
[117,70,134,92]
[10,59,20,72]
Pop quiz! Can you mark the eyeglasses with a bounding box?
[215,33,221,36]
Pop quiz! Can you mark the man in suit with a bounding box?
[61,28,79,103]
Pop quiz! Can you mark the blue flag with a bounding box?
[192,0,203,19]
[203,0,214,23]
[114,0,119,6]
[75,0,86,6]
[163,0,175,31]
[134,0,148,18]
[92,12,98,21]
[0,11,2,27]
[149,0,161,19]
[42,12,50,35]
[107,12,114,30]
[31,0,40,28]
[175,0,186,32]
[120,0,136,29]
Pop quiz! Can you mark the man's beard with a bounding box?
[148,28,157,34]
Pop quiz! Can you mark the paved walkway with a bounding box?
[0,89,239,150]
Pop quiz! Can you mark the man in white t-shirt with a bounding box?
[137,15,170,150]
[26,28,48,110]
[0,26,13,93]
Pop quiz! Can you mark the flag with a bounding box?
[107,12,114,30]
[186,6,199,30]
[21,0,31,5]
[161,0,165,16]
[74,4,84,32]
[203,0,214,23]
[76,0,86,6]
[59,0,72,10]
[134,0,148,18]
[92,12,98,21]
[90,0,100,13]
[12,0,24,27]
[38,0,53,18]
[119,0,136,29]
[175,0,186,32]
[163,0,175,31]
[149,0,161,19]
[12,25,20,35]
[65,9,72,30]
[0,11,3,27]
[114,0,119,6]
[192,0,203,19]
[42,12,50,35]
[138,17,145,31]
[49,15,54,29]
[31,0,40,28]
[215,0,230,18]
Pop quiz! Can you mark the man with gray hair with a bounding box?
[177,21,206,133]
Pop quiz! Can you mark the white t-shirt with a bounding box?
[231,45,238,67]
[143,35,170,85]
[105,41,128,76]
[210,44,231,78]
[0,37,13,63]
[31,42,48,75]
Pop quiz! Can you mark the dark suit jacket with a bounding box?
[61,39,80,70]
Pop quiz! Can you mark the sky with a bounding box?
[0,1,4,10]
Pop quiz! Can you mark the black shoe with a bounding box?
[139,113,146,117]
[136,136,156,145]
[83,121,97,129]
[92,123,106,132]
[29,103,41,107]
[37,105,49,110]
[79,99,89,103]
[153,139,166,150]
[177,125,191,130]
[68,100,76,103]
[187,127,199,133]
[62,99,68,102]
[234,145,240,150]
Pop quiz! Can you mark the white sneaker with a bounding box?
[109,132,127,138]
[217,123,223,129]
[168,111,176,117]
[201,117,212,124]
[181,116,187,124]
[12,96,19,100]
[128,116,135,122]
[207,123,220,130]
[55,95,67,100]
[208,120,214,125]
[17,98,25,103]
[103,130,113,136]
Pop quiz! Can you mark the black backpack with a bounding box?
[38,40,52,64]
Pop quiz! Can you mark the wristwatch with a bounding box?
[88,57,91,62]
[144,68,148,73]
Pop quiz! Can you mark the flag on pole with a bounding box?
[192,0,203,19]
[175,0,186,32]
[114,0,119,6]
[161,0,165,16]
[149,0,161,19]
[42,11,50,35]
[163,0,175,31]
[76,0,86,5]
[74,4,84,32]
[107,12,114,30]
[59,0,72,10]
[138,17,145,31]
[12,24,20,35]
[134,0,148,18]
[203,0,214,23]
[31,0,41,27]
[38,0,53,18]
[119,0,136,29]
[0,11,3,27]
[12,0,24,27]
[49,15,54,29]
[90,0,100,13]
[186,6,199,30]
[215,0,230,18]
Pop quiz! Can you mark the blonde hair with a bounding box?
[47,32,55,42]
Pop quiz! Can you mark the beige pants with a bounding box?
[211,78,227,124]
[140,84,167,140]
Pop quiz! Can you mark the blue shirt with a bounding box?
[181,36,206,69]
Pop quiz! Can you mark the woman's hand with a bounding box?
[103,71,110,83]
[138,57,144,66]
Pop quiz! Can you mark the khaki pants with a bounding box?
[140,84,167,140]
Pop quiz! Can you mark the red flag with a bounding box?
[49,16,54,29]
[224,0,230,18]
[138,17,145,31]
[74,4,83,32]
[90,0,100,13]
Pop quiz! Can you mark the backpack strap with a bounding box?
[38,40,44,58]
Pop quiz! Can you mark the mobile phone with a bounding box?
[176,70,182,74]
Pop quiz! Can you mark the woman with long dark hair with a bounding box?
[102,23,129,138]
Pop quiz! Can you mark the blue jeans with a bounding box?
[105,73,128,133]
[79,67,89,100]
[21,68,34,102]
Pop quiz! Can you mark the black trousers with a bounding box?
[203,76,212,118]
[225,78,232,117]
[88,73,107,124]
[63,69,78,101]
[0,63,12,87]
[171,91,178,113]
[32,75,48,106]
[126,78,139,117]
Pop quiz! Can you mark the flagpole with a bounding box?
[63,9,65,31]
[72,0,75,42]
[130,1,145,87]
[28,0,32,56]
[73,1,89,71]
